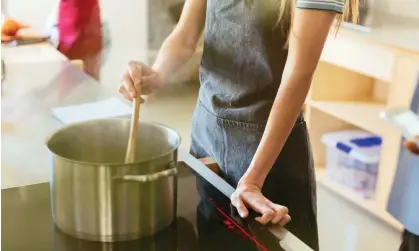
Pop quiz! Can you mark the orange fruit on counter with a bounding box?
[1,18,28,37]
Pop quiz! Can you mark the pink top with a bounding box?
[57,0,102,60]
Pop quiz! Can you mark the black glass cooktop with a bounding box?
[1,161,309,251]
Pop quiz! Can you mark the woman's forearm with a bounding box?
[151,0,206,83]
[241,10,335,187]
[152,30,199,83]
[243,71,312,187]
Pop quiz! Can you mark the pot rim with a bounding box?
[45,118,182,166]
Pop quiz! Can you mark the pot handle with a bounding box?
[114,162,178,183]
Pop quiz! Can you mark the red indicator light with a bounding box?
[207,198,269,251]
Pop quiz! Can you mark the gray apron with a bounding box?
[190,0,318,249]
[388,75,419,236]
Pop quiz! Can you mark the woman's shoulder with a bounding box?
[296,0,344,14]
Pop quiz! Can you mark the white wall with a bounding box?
[6,0,148,88]
[5,0,417,88]
[375,0,419,19]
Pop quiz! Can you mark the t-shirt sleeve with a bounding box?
[297,0,344,13]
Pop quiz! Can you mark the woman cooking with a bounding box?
[119,0,359,250]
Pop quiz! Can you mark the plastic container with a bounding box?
[321,130,382,198]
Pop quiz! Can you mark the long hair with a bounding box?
[278,0,360,45]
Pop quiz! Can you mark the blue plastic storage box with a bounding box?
[321,130,382,198]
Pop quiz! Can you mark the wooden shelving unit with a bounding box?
[310,101,389,136]
[305,33,419,230]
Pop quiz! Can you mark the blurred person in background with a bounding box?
[46,0,112,81]
[55,0,103,80]
[118,0,360,250]
[388,76,419,251]
[1,0,107,81]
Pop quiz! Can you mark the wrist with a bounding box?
[150,67,166,89]
[240,168,267,188]
[155,70,166,88]
[240,154,273,188]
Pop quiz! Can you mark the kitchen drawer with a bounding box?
[321,36,395,82]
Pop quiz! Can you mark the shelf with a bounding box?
[316,168,403,230]
[309,101,392,136]
[321,35,394,82]
[306,34,419,235]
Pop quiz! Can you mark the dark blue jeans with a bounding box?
[190,101,319,250]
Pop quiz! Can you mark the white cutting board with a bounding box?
[52,98,132,125]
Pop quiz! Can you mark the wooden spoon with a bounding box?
[125,66,142,163]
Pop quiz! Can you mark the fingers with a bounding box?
[232,187,291,225]
[251,200,275,224]
[266,201,289,225]
[118,85,146,103]
[119,61,162,101]
[128,62,143,98]
[255,210,274,225]
[279,214,291,226]
[231,193,249,218]
[253,200,288,225]
[119,62,143,100]
[141,72,157,82]
[119,71,136,100]
[254,200,274,215]
[128,61,142,87]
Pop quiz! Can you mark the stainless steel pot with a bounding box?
[46,119,181,242]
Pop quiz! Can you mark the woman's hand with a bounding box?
[404,135,419,155]
[119,61,164,101]
[231,179,291,226]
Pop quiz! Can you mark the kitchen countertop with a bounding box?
[1,60,116,189]
[1,42,67,63]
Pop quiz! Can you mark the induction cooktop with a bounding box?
[1,149,313,251]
